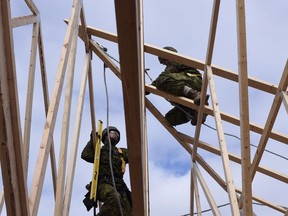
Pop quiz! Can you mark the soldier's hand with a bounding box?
[90,130,93,141]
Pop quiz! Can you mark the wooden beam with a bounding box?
[281,90,288,114]
[145,84,288,144]
[11,14,38,28]
[81,25,279,95]
[205,0,220,65]
[235,188,286,213]
[194,163,221,216]
[0,0,29,215]
[54,22,78,215]
[62,53,90,216]
[193,0,220,161]
[114,0,147,215]
[0,188,4,213]
[145,98,192,153]
[38,22,58,197]
[29,1,82,215]
[251,60,288,179]
[206,65,240,214]
[179,132,288,184]
[235,0,252,213]
[24,0,39,15]
[191,166,201,216]
[23,21,40,180]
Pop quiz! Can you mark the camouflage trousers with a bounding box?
[165,105,196,126]
[97,182,133,216]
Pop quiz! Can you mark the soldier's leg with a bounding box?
[165,106,190,126]
[190,101,209,126]
[121,190,133,216]
[184,77,210,105]
[97,183,122,216]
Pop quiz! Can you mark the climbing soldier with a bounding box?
[81,126,133,216]
[149,46,209,126]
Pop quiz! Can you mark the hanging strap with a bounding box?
[117,148,126,173]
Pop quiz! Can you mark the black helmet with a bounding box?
[158,46,178,64]
[102,126,120,145]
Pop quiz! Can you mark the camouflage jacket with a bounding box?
[81,139,129,179]
[152,62,202,86]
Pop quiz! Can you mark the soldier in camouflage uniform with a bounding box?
[151,46,209,126]
[81,126,132,216]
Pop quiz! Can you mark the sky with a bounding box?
[1,0,288,215]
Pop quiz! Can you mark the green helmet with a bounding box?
[158,46,178,64]
[101,126,120,145]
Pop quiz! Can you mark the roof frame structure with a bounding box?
[1,0,288,216]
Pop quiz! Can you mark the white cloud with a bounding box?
[1,0,288,216]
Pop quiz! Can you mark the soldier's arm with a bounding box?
[81,139,95,163]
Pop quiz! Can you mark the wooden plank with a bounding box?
[0,1,30,215]
[234,187,286,214]
[251,60,288,179]
[179,132,288,183]
[191,65,208,160]
[145,84,288,144]
[281,91,288,114]
[23,21,39,180]
[191,166,201,216]
[0,188,3,213]
[190,167,195,215]
[205,0,220,65]
[24,0,39,15]
[193,0,220,161]
[235,0,252,214]
[54,23,78,215]
[196,155,227,190]
[38,22,57,197]
[11,14,38,28]
[79,7,89,52]
[145,99,192,153]
[194,163,221,216]
[114,0,147,214]
[81,25,279,95]
[206,65,240,215]
[62,53,90,216]
[28,1,82,215]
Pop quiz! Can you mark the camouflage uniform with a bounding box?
[152,61,204,126]
[81,138,132,216]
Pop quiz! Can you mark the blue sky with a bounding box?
[1,0,288,215]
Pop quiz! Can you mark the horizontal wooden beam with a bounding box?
[11,15,38,28]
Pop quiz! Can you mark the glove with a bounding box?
[90,131,93,141]
[83,182,97,211]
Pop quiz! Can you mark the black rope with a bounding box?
[203,123,288,161]
[180,202,277,216]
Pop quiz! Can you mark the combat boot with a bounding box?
[190,99,209,126]
[187,89,210,106]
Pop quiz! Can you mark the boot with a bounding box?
[190,99,209,126]
[190,113,208,126]
[187,89,209,106]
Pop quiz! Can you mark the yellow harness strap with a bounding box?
[117,148,126,173]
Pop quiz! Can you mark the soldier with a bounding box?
[81,126,132,216]
[150,46,209,126]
